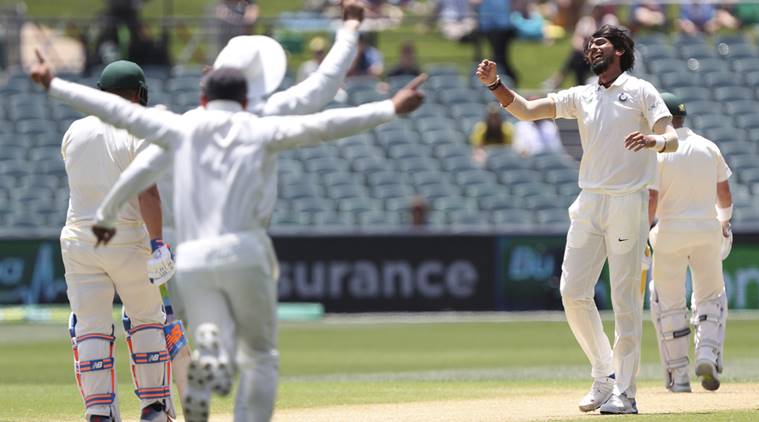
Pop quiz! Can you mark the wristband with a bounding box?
[150,238,165,252]
[716,205,732,222]
[654,135,665,152]
[487,76,502,91]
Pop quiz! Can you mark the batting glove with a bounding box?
[148,238,176,286]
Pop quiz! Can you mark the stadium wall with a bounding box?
[1,234,759,310]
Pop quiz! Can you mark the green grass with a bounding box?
[1,316,758,420]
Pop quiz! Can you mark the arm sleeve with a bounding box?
[260,28,358,116]
[262,99,396,151]
[640,82,672,131]
[713,143,733,182]
[96,144,173,228]
[547,87,579,120]
[49,78,186,150]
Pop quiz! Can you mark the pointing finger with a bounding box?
[34,48,45,64]
[404,73,428,90]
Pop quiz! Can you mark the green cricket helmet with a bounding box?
[97,60,148,106]
[660,92,686,117]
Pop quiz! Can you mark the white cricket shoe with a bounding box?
[578,375,615,412]
[695,360,721,391]
[599,392,638,414]
[667,367,692,393]
[183,325,233,422]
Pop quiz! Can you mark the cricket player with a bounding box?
[132,0,366,319]
[30,59,425,422]
[57,60,174,422]
[476,25,678,414]
[135,0,367,393]
[648,92,732,393]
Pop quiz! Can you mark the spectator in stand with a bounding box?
[469,103,514,165]
[543,0,618,89]
[510,0,545,41]
[678,1,738,35]
[432,0,477,42]
[629,1,668,34]
[215,0,259,51]
[409,195,429,227]
[347,32,384,78]
[387,41,422,77]
[734,3,759,27]
[297,36,327,82]
[473,0,519,85]
[127,23,171,67]
[513,119,564,156]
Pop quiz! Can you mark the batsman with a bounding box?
[57,60,186,422]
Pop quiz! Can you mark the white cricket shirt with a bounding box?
[61,116,146,230]
[549,72,671,194]
[651,127,731,231]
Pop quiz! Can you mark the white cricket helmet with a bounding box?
[213,35,287,103]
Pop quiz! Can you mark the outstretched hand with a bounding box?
[391,73,427,115]
[342,0,365,23]
[29,48,54,90]
[475,60,498,87]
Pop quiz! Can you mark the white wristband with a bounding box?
[654,135,665,152]
[716,205,733,222]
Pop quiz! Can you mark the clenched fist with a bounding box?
[475,60,498,87]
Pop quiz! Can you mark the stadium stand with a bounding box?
[5,30,759,233]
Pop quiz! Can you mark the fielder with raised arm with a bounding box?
[55,60,175,422]
[30,56,425,422]
[648,92,732,394]
[476,25,678,414]
[136,0,366,392]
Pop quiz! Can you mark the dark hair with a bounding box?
[588,24,635,72]
[201,67,247,104]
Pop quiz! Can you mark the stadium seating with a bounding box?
[5,31,759,235]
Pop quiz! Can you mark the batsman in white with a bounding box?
[30,58,426,422]
[648,92,733,393]
[134,0,367,392]
[476,24,679,414]
[53,60,175,422]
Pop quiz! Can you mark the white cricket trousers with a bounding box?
[61,225,166,417]
[649,225,725,312]
[176,231,280,422]
[560,189,648,398]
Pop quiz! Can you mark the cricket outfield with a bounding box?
[1,312,757,421]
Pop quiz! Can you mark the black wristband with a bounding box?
[487,76,502,91]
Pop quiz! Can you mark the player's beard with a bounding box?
[591,55,612,75]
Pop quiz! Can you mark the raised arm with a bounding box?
[96,144,173,231]
[475,59,556,121]
[265,74,426,151]
[30,50,185,150]
[260,1,363,116]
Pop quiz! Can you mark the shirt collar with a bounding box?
[205,100,244,112]
[596,71,629,90]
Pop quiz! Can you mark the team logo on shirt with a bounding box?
[618,93,629,102]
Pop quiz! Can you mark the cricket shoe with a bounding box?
[667,367,692,393]
[140,401,170,422]
[182,325,233,422]
[695,360,721,391]
[578,375,615,412]
[599,392,638,415]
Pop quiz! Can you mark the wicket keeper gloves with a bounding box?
[148,238,176,286]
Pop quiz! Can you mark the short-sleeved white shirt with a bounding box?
[651,127,731,226]
[62,116,147,228]
[549,72,671,194]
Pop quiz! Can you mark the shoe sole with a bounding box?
[600,409,638,415]
[183,360,212,422]
[668,384,692,393]
[696,361,720,391]
[578,392,613,412]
